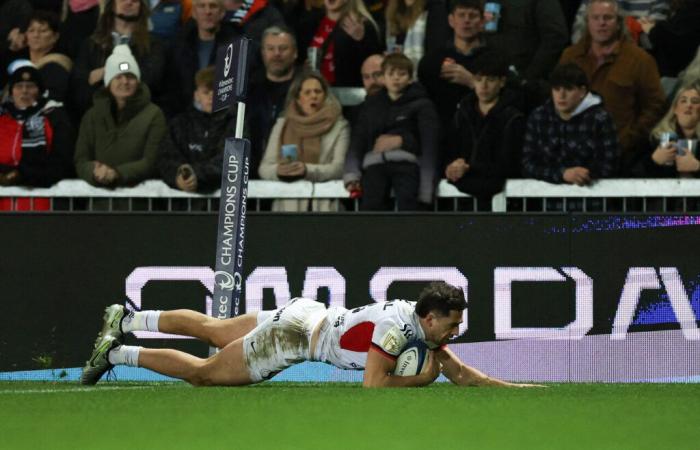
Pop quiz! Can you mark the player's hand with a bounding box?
[445,158,469,182]
[512,382,547,388]
[440,63,474,88]
[372,134,402,153]
[421,351,441,385]
[562,167,591,186]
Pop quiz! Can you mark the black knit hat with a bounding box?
[8,66,45,94]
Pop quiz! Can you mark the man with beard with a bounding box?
[246,26,299,178]
[559,0,665,175]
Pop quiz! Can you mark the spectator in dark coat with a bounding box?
[57,0,101,59]
[247,25,299,178]
[644,80,700,177]
[0,0,32,54]
[71,0,167,118]
[0,65,74,188]
[417,0,488,126]
[159,67,238,192]
[296,0,383,86]
[165,0,236,116]
[344,53,440,209]
[639,0,700,78]
[150,0,191,43]
[484,0,568,82]
[1,11,72,102]
[223,0,285,44]
[222,0,285,74]
[559,0,583,32]
[445,54,525,199]
[522,63,619,185]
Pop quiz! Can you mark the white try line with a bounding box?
[0,385,164,395]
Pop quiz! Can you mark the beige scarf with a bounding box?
[279,98,341,164]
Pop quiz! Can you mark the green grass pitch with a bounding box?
[1,382,699,450]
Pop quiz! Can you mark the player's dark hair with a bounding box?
[415,282,467,318]
[549,63,589,90]
[449,0,483,15]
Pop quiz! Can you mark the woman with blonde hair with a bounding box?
[259,70,350,211]
[384,0,448,69]
[646,79,700,176]
[297,0,382,86]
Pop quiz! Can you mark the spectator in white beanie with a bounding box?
[71,0,167,119]
[74,44,166,187]
[103,44,141,86]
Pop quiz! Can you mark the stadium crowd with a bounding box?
[1,0,700,210]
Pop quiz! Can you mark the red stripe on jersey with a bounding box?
[370,343,397,361]
[339,321,375,352]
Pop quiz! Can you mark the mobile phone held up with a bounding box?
[281,144,298,162]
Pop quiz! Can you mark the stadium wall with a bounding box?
[1,213,699,383]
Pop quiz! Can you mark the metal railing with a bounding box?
[1,178,699,213]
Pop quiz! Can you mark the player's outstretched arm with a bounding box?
[436,347,545,388]
[362,347,440,388]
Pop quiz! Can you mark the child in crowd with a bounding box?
[344,53,440,210]
[445,53,525,200]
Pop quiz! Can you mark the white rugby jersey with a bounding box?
[313,300,442,370]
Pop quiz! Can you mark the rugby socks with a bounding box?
[121,310,162,333]
[108,345,141,367]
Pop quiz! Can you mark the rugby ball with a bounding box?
[393,341,429,376]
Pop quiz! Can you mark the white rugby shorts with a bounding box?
[243,298,327,382]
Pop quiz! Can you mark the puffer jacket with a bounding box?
[74,83,166,186]
[344,82,441,203]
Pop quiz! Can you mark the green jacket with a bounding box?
[74,84,166,186]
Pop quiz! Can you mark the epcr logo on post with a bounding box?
[224,44,233,77]
[215,270,235,291]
